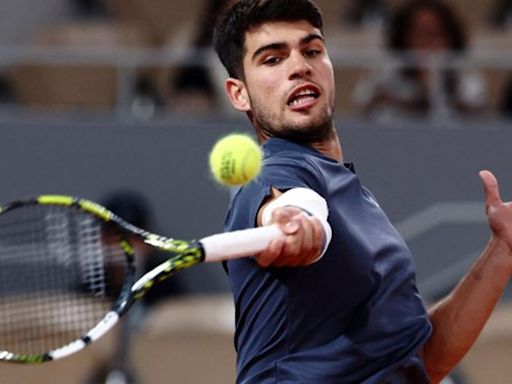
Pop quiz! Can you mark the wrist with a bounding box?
[487,235,512,274]
[488,235,510,251]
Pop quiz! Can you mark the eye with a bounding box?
[304,48,321,58]
[262,56,282,66]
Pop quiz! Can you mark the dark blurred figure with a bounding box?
[354,0,488,121]
[500,76,512,119]
[489,0,512,28]
[343,0,389,28]
[85,191,185,384]
[170,0,231,113]
[101,190,185,303]
[0,74,17,105]
[70,0,110,19]
[131,74,165,120]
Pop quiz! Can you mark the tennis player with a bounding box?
[213,1,512,383]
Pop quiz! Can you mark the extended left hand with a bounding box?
[480,170,512,248]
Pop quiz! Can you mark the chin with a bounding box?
[280,117,333,143]
[293,110,332,129]
[254,105,333,143]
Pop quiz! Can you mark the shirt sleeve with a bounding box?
[224,152,327,234]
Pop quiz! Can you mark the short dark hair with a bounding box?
[101,191,151,229]
[213,0,324,79]
[388,0,467,53]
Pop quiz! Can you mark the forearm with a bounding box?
[422,236,512,383]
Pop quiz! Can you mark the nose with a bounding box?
[288,51,312,80]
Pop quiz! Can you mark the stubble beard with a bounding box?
[252,103,335,144]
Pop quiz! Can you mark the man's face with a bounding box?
[408,9,450,52]
[237,20,335,142]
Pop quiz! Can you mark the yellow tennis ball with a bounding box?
[209,134,262,186]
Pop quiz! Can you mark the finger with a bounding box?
[295,215,316,265]
[278,214,323,267]
[273,232,304,267]
[306,217,325,265]
[276,216,310,267]
[255,235,286,267]
[272,208,302,234]
[271,215,325,267]
[479,170,502,207]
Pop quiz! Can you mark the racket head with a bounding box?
[0,195,137,363]
[0,193,287,363]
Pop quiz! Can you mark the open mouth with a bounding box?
[287,86,320,108]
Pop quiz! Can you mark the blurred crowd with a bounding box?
[0,0,511,121]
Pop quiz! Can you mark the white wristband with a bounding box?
[261,188,332,261]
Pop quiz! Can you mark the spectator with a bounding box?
[489,0,512,28]
[0,75,17,104]
[170,0,232,113]
[70,0,109,19]
[343,0,389,28]
[500,75,512,118]
[354,0,488,121]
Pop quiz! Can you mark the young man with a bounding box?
[213,1,512,383]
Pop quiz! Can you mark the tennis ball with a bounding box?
[209,134,263,186]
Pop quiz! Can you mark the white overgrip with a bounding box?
[200,224,282,263]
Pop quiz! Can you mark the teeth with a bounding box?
[290,95,315,106]
[289,88,317,106]
[297,89,314,96]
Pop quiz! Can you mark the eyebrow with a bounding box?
[251,33,325,62]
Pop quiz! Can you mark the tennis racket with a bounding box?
[0,195,281,364]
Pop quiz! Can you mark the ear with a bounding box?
[225,77,251,112]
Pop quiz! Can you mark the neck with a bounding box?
[309,127,343,162]
[257,124,344,163]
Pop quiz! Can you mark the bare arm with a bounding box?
[422,171,512,383]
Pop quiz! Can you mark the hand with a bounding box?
[255,206,324,268]
[480,170,512,248]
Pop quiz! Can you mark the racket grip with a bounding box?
[200,224,283,263]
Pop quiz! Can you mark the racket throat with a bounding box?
[130,243,205,301]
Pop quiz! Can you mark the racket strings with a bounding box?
[0,204,130,356]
